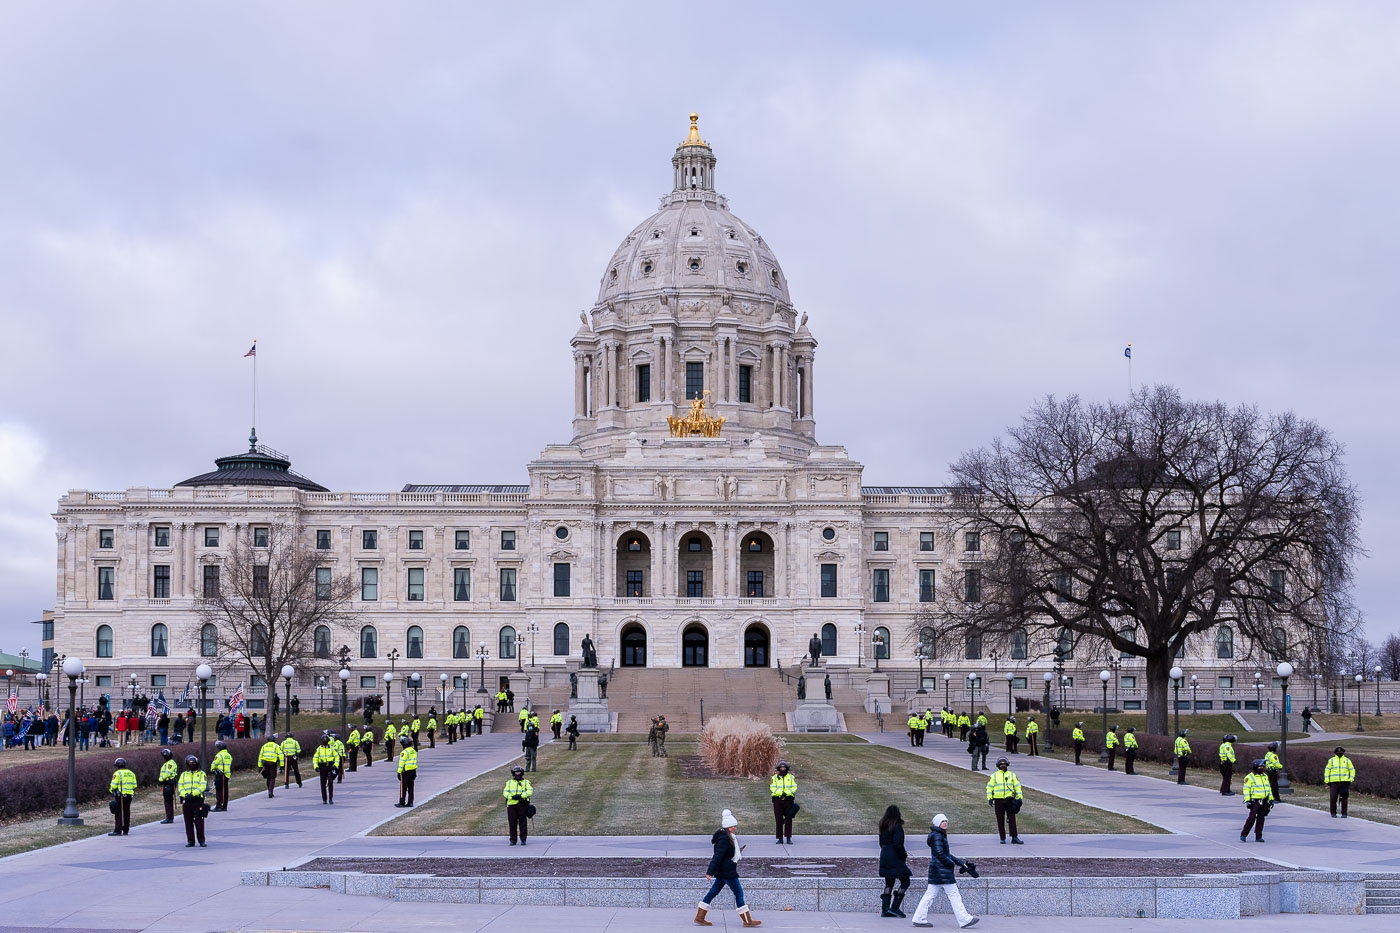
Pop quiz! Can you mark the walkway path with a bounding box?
[861,731,1400,872]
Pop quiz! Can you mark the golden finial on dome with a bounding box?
[681,111,708,147]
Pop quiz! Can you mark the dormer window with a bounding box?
[652,230,661,239]
[689,227,699,237]
[688,258,701,272]
[735,259,748,275]
[642,260,654,275]
[610,268,618,283]
[770,269,781,285]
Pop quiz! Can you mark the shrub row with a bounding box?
[0,728,328,821]
[1046,728,1400,798]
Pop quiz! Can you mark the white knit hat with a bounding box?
[721,808,738,828]
[932,813,948,827]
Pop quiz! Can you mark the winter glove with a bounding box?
[959,860,980,879]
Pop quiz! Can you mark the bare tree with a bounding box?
[191,522,359,702]
[1381,635,1400,682]
[918,385,1362,735]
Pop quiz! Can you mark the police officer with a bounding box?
[1218,735,1237,795]
[770,760,797,844]
[566,714,579,750]
[519,705,530,733]
[1071,722,1086,765]
[1324,746,1356,818]
[347,726,361,772]
[907,711,924,747]
[1025,716,1040,756]
[957,711,971,742]
[504,765,533,845]
[1264,743,1284,802]
[975,711,988,730]
[1003,716,1017,753]
[211,740,232,811]
[474,704,485,736]
[280,732,303,788]
[360,723,374,767]
[1123,726,1139,774]
[178,755,208,847]
[551,709,563,740]
[1241,759,1274,842]
[1174,730,1192,784]
[396,734,418,807]
[383,721,397,761]
[108,757,137,836]
[986,757,1024,844]
[522,723,540,772]
[314,734,339,804]
[410,716,422,749]
[258,734,284,797]
[157,748,178,823]
[426,713,437,748]
[1105,724,1120,771]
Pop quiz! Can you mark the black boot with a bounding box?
[890,890,907,917]
[880,893,896,917]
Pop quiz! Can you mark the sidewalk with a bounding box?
[861,731,1400,872]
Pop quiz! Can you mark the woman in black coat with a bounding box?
[877,805,911,917]
[695,809,760,927]
[910,814,979,928]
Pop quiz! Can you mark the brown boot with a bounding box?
[739,907,762,927]
[694,903,713,926]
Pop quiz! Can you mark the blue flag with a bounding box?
[154,690,169,713]
[176,678,192,707]
[1124,344,1132,359]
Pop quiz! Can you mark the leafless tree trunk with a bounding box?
[918,385,1362,735]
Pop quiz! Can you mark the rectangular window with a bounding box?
[360,675,377,689]
[455,530,471,550]
[154,526,170,548]
[687,570,704,597]
[965,532,981,552]
[919,569,936,602]
[202,565,220,598]
[94,675,112,687]
[553,562,571,597]
[685,361,704,399]
[501,530,516,551]
[873,531,889,551]
[1166,529,1182,550]
[1269,569,1285,600]
[919,531,934,551]
[99,528,114,549]
[253,526,269,548]
[253,565,269,598]
[454,568,471,601]
[1165,568,1181,592]
[362,529,377,550]
[1055,571,1072,602]
[820,564,837,598]
[964,569,982,602]
[250,675,266,688]
[408,529,424,550]
[152,565,170,599]
[97,567,115,600]
[41,619,54,640]
[872,568,890,602]
[637,364,651,403]
[316,567,332,600]
[149,674,166,688]
[407,567,424,601]
[316,529,331,550]
[746,570,765,598]
[203,527,219,547]
[500,568,517,601]
[361,567,378,601]
[1218,676,1234,689]
[738,365,752,403]
[1011,677,1027,690]
[687,537,702,552]
[1121,675,1137,688]
[626,569,644,597]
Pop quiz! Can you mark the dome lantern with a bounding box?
[672,112,716,192]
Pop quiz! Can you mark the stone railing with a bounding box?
[67,488,531,507]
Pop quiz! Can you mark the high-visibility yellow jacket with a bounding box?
[519,709,530,722]
[1219,742,1236,763]
[177,770,207,799]
[1324,755,1356,783]
[362,728,374,744]
[212,749,233,777]
[384,724,397,742]
[1003,721,1017,736]
[1026,721,1039,736]
[314,744,339,768]
[331,738,345,762]
[397,746,418,773]
[770,773,797,798]
[1124,733,1139,750]
[1243,772,1274,802]
[1174,736,1192,757]
[280,737,301,759]
[427,717,437,731]
[158,759,178,783]
[1071,727,1086,742]
[957,714,971,728]
[496,692,508,704]
[258,741,285,766]
[908,716,923,730]
[529,715,540,729]
[110,768,137,796]
[976,715,988,727]
[504,778,532,803]
[986,770,1023,800]
[411,718,421,734]
[474,708,484,721]
[1264,751,1282,772]
[550,713,563,726]
[348,729,361,747]
[1106,732,1119,749]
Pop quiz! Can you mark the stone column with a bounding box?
[778,521,789,598]
[802,355,814,418]
[616,343,625,409]
[574,356,586,416]
[725,522,738,597]
[652,335,662,402]
[603,521,615,599]
[728,337,738,402]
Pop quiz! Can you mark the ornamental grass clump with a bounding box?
[699,714,780,778]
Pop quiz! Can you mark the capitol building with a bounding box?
[46,116,1260,714]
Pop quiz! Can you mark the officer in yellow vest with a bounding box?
[529,710,541,732]
[1123,726,1139,774]
[446,711,457,744]
[314,734,339,804]
[1070,722,1086,765]
[177,755,208,847]
[258,735,285,797]
[108,757,137,836]
[1003,717,1017,753]
[426,714,437,748]
[1325,746,1356,818]
[211,740,232,811]
[280,733,303,788]
[474,704,485,736]
[347,726,362,772]
[550,709,563,739]
[383,721,397,762]
[1174,730,1192,784]
[1264,743,1284,802]
[519,705,530,733]
[360,724,374,767]
[1105,725,1120,771]
[504,765,533,845]
[976,712,988,729]
[1218,734,1237,795]
[908,712,924,747]
[496,689,509,713]
[410,716,422,748]
[770,760,798,844]
[1240,760,1274,842]
[157,748,178,823]
[985,757,1024,844]
[396,735,418,807]
[957,712,971,742]
[1025,717,1040,756]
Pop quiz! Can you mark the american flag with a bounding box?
[229,683,246,714]
[244,341,257,358]
[5,691,15,715]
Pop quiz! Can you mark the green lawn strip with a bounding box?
[374,741,1159,837]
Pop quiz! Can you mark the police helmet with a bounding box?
[1252,759,1267,770]
[1178,730,1188,737]
[399,735,412,747]
[776,760,789,772]
[184,755,199,767]
[1335,746,1346,756]
[1267,741,1279,752]
[996,757,1010,768]
[1127,726,1136,733]
[1076,721,1084,727]
[160,747,173,758]
[320,734,332,743]
[511,766,524,776]
[114,757,127,768]
[1110,724,1119,731]
[215,740,226,749]
[270,732,280,740]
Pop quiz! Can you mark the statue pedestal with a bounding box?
[793,667,840,732]
[569,668,611,733]
[864,673,892,714]
[509,673,532,712]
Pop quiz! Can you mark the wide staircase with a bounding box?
[606,668,795,734]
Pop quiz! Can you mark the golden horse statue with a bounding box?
[667,391,726,437]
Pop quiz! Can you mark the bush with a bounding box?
[0,727,327,821]
[698,715,780,778]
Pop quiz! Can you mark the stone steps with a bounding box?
[1364,879,1400,913]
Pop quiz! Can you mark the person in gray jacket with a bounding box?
[910,813,978,928]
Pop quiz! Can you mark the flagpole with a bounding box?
[252,339,258,446]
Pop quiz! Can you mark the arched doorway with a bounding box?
[677,530,713,597]
[682,624,709,667]
[739,530,776,597]
[743,623,770,667]
[616,530,651,597]
[621,624,648,667]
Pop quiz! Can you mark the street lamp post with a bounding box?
[460,672,469,712]
[514,631,524,674]
[915,647,928,693]
[1169,665,1184,775]
[196,663,211,772]
[943,672,952,709]
[281,665,294,735]
[383,671,394,719]
[1059,674,1069,710]
[338,667,350,737]
[58,656,85,826]
[1042,672,1055,752]
[966,674,977,716]
[1004,670,1014,717]
[1097,669,1111,762]
[439,673,450,711]
[855,623,866,668]
[1355,674,1365,732]
[872,633,884,674]
[527,622,540,669]
[1253,672,1262,712]
[1190,674,1199,715]
[410,673,422,716]
[1276,661,1294,795]
[476,643,490,694]
[1376,665,1384,718]
[316,677,326,712]
[35,672,47,712]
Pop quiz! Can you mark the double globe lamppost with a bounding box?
[196,663,212,774]
[59,656,86,826]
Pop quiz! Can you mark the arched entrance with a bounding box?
[621,624,648,667]
[616,530,651,597]
[682,624,709,667]
[743,623,770,668]
[677,530,713,597]
[739,529,776,597]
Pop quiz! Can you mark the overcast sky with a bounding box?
[2,2,1397,655]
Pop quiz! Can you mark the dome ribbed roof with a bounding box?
[176,439,327,492]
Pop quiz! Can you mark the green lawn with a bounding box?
[1311,713,1400,737]
[1050,712,1304,740]
[375,739,1160,837]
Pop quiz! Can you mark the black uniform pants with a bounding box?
[182,797,205,844]
[113,795,132,834]
[319,764,335,803]
[772,796,794,840]
[992,798,1018,840]
[959,726,968,742]
[428,729,435,748]
[162,783,175,821]
[399,770,416,806]
[1176,756,1189,784]
[1073,740,1084,765]
[284,758,302,788]
[1329,781,1351,816]
[1027,734,1038,756]
[261,764,277,796]
[363,743,372,766]
[1107,746,1117,771]
[1005,735,1014,752]
[1242,800,1268,839]
[1268,771,1280,801]
[349,746,359,772]
[568,732,577,750]
[1220,762,1234,794]
[507,801,529,843]
[386,741,395,763]
[1125,750,1136,774]
[214,772,229,809]
[552,723,561,739]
